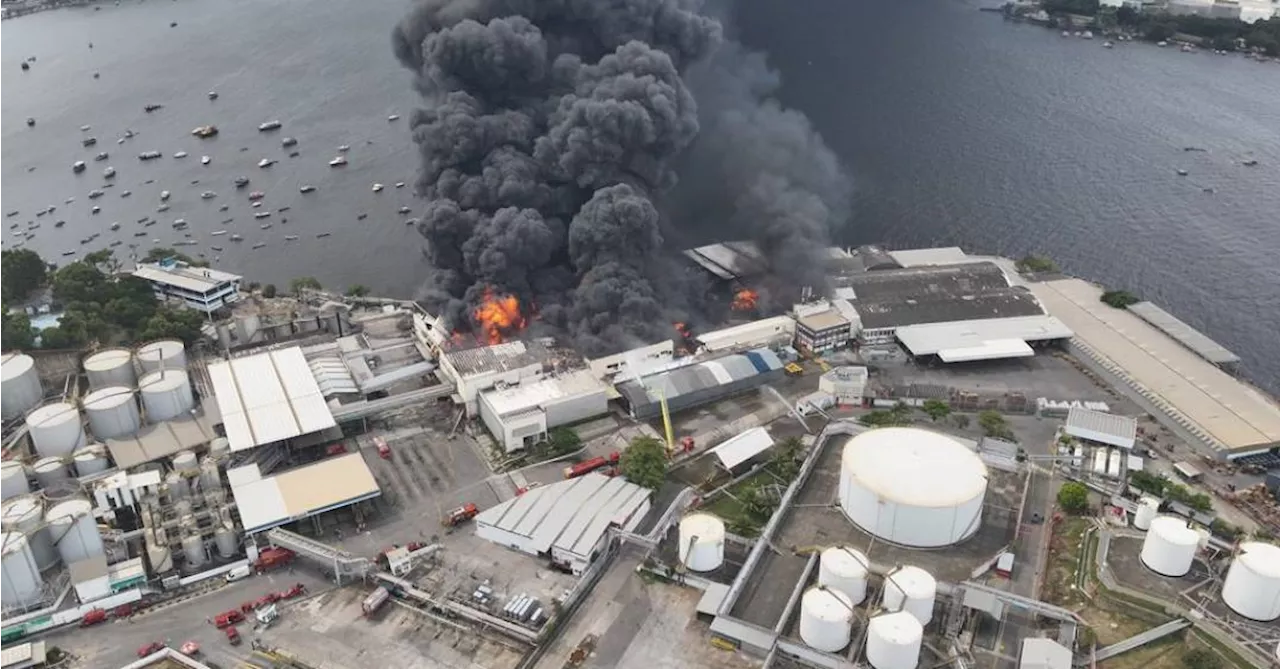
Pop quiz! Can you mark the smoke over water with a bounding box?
[392,0,850,356]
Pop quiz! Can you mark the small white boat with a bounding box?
[284,234,299,240]
[211,230,227,236]
[299,185,316,193]
[73,161,87,173]
[329,156,348,167]
[91,206,101,214]
[201,191,217,199]
[258,120,282,132]
[372,183,384,192]
[252,202,262,208]
[201,156,211,165]
[174,151,188,159]
[258,158,276,168]
[103,167,116,178]
[1103,41,1113,48]
[395,182,405,188]
[230,234,244,241]
[338,144,350,152]
[109,222,120,231]
[260,223,272,230]
[387,114,400,121]
[160,190,171,201]
[254,211,271,219]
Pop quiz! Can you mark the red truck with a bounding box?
[277,583,306,599]
[375,437,391,460]
[442,503,479,527]
[224,626,241,645]
[240,592,280,613]
[213,610,245,628]
[563,452,620,479]
[253,547,295,573]
[80,609,107,627]
[137,642,165,658]
[361,586,390,618]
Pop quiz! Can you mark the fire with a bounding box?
[731,289,759,312]
[673,322,692,338]
[473,287,527,345]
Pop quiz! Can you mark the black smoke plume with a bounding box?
[393,0,850,356]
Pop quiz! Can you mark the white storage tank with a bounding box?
[1133,496,1159,531]
[83,386,141,440]
[147,540,173,573]
[678,513,726,572]
[72,444,112,477]
[882,565,937,626]
[798,587,854,652]
[1,460,30,501]
[839,427,988,547]
[84,348,137,389]
[209,437,230,459]
[136,339,187,373]
[199,457,222,491]
[26,402,86,458]
[33,456,70,488]
[165,471,189,500]
[139,369,195,422]
[172,451,199,476]
[0,495,56,570]
[2,353,43,420]
[819,546,870,606]
[1140,516,1199,577]
[182,533,206,568]
[215,524,238,558]
[1,532,44,608]
[865,611,924,669]
[45,498,104,565]
[1221,542,1280,622]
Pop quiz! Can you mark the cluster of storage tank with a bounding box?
[2,495,105,609]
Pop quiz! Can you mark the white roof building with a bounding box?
[228,453,381,534]
[1064,406,1137,450]
[895,315,1073,362]
[475,473,651,574]
[478,370,609,452]
[711,427,775,470]
[696,317,797,354]
[207,347,336,452]
[437,340,562,414]
[1019,638,1072,669]
[132,261,242,313]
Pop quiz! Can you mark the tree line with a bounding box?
[1032,0,1280,55]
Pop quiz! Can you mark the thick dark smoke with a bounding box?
[393,0,850,356]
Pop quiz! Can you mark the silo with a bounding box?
[139,369,194,422]
[2,353,43,420]
[173,451,199,476]
[215,524,239,558]
[84,348,136,389]
[1,532,44,608]
[199,457,222,492]
[1140,516,1199,577]
[819,546,870,606]
[0,495,56,570]
[165,471,189,500]
[33,456,71,488]
[72,444,112,477]
[882,566,937,626]
[1133,496,1159,531]
[26,402,86,458]
[798,587,854,652]
[83,386,141,440]
[678,513,726,572]
[209,437,230,460]
[136,340,187,373]
[865,611,923,669]
[146,540,173,573]
[182,533,207,568]
[45,498,103,565]
[1,460,30,501]
[1221,542,1280,622]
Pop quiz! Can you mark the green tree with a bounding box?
[1,311,36,350]
[978,410,1013,439]
[2,249,48,303]
[620,436,668,490]
[770,436,805,481]
[51,261,110,305]
[742,484,778,519]
[1101,289,1139,309]
[345,284,370,297]
[1015,254,1060,274]
[290,276,322,294]
[1181,648,1222,669]
[1128,470,1168,496]
[82,249,121,274]
[547,427,581,455]
[921,399,951,422]
[262,284,278,298]
[139,307,206,345]
[1057,482,1090,514]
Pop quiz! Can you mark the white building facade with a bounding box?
[477,371,609,451]
[132,261,242,313]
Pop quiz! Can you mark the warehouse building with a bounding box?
[834,262,1046,345]
[227,453,381,535]
[1063,406,1137,450]
[437,340,580,415]
[206,346,337,453]
[586,341,674,380]
[474,473,651,574]
[695,317,796,354]
[478,370,609,452]
[617,348,785,420]
[894,315,1073,363]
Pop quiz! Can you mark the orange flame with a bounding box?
[731,289,759,311]
[673,322,691,338]
[473,287,527,345]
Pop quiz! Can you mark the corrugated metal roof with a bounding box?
[712,427,775,470]
[701,360,733,385]
[718,355,757,381]
[208,347,337,452]
[481,370,605,417]
[1127,302,1240,365]
[896,316,1073,356]
[476,474,651,556]
[1064,406,1137,449]
[231,453,380,534]
[618,348,781,409]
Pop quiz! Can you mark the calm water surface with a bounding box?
[4,0,1279,391]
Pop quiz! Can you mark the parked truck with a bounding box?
[563,452,620,479]
[442,503,478,527]
[362,586,390,618]
[253,547,295,573]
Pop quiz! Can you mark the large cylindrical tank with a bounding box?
[839,428,988,547]
[1140,516,1199,577]
[2,353,43,420]
[146,540,173,573]
[208,437,230,460]
[199,457,222,492]
[819,546,870,606]
[215,524,238,558]
[0,495,55,571]
[72,444,112,477]
[1133,496,1159,531]
[1,460,30,501]
[882,566,937,626]
[26,402,86,459]
[84,348,137,389]
[678,513,726,572]
[172,451,199,476]
[139,369,194,422]
[1,532,44,608]
[865,611,923,669]
[45,498,103,565]
[165,471,189,500]
[83,386,141,440]
[1221,542,1280,622]
[136,340,186,373]
[33,456,70,488]
[182,533,206,568]
[798,587,854,653]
